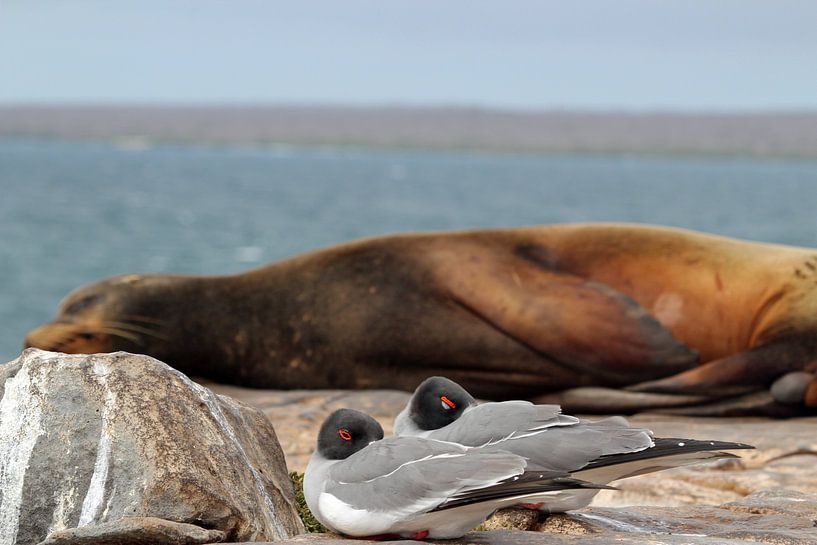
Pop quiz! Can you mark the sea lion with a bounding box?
[23,223,817,415]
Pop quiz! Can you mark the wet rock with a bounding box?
[0,349,303,545]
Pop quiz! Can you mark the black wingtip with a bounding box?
[732,442,756,450]
[584,437,755,471]
[553,477,617,491]
[648,437,756,452]
[661,438,756,451]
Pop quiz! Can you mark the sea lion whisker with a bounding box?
[104,320,169,340]
[96,327,142,344]
[47,323,79,335]
[120,314,167,326]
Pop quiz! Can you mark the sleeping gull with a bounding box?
[394,376,754,511]
[304,408,607,539]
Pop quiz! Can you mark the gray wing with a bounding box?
[432,406,654,473]
[325,437,527,516]
[426,401,578,446]
[502,417,653,472]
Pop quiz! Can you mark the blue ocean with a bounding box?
[2,137,817,362]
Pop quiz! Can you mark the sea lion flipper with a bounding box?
[652,391,817,418]
[627,355,758,396]
[536,385,817,417]
[629,341,817,408]
[532,387,712,414]
[443,263,698,382]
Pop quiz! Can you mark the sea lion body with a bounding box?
[24,224,817,413]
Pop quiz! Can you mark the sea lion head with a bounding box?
[24,274,173,355]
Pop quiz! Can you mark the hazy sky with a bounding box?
[2,1,817,110]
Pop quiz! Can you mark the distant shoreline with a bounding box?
[2,104,817,158]
[7,134,817,165]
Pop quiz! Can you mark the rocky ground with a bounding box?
[207,383,817,545]
[4,350,814,545]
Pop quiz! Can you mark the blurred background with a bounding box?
[2,1,817,361]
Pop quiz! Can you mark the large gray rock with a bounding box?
[0,349,304,545]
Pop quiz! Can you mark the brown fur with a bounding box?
[24,223,817,414]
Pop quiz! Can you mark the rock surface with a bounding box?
[0,349,304,545]
[239,525,817,544]
[207,383,817,544]
[39,517,225,545]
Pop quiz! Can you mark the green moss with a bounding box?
[290,471,328,533]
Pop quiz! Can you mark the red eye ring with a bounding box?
[339,429,352,441]
[440,395,456,409]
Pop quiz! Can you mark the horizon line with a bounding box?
[2,101,817,116]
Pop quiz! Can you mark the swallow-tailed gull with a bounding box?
[304,408,606,539]
[394,376,754,511]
